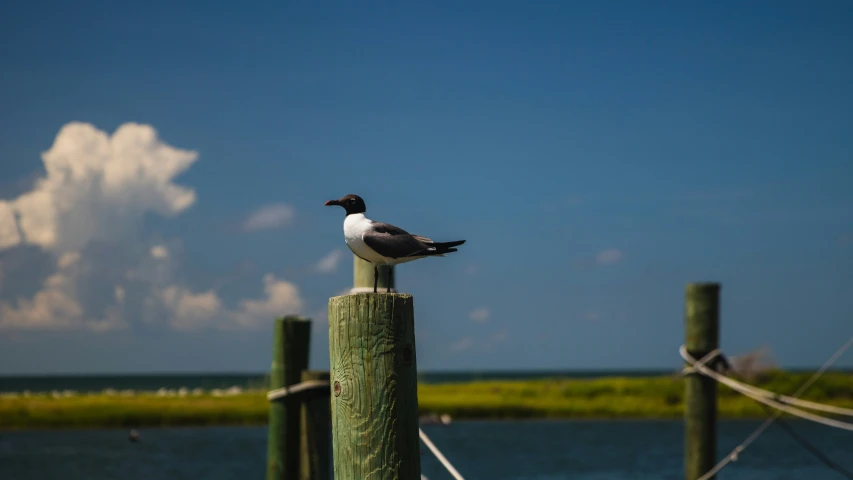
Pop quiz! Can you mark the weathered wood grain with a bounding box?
[328,293,420,480]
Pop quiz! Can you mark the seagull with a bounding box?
[324,194,466,293]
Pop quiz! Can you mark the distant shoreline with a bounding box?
[4,368,851,394]
[2,371,852,430]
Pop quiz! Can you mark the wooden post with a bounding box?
[684,283,720,480]
[328,293,421,480]
[267,316,312,480]
[300,370,331,480]
[351,255,395,293]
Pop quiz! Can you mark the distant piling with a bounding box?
[328,293,421,479]
[351,255,394,293]
[267,316,311,480]
[684,283,720,480]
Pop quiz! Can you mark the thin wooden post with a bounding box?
[328,293,421,480]
[267,316,312,480]
[351,255,394,293]
[300,370,331,480]
[684,283,720,480]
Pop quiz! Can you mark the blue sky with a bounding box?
[0,1,851,374]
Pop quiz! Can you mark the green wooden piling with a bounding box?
[267,316,312,480]
[352,255,394,293]
[300,370,331,480]
[328,293,421,480]
[684,283,720,480]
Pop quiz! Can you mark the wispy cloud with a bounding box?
[583,310,601,322]
[575,248,625,270]
[491,329,509,343]
[242,203,295,232]
[595,248,623,265]
[450,337,474,352]
[150,245,169,259]
[469,307,490,323]
[482,328,510,351]
[316,250,344,273]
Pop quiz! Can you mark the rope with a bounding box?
[682,349,853,417]
[681,348,723,375]
[762,405,853,479]
[266,380,331,402]
[712,362,853,417]
[683,336,853,480]
[419,427,466,480]
[681,346,853,431]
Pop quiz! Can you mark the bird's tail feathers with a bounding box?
[432,240,466,250]
[407,240,465,257]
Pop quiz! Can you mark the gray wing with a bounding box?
[363,222,433,259]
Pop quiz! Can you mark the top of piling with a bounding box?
[686,282,721,291]
[330,292,413,301]
[274,315,311,323]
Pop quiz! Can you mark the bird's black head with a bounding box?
[324,194,366,215]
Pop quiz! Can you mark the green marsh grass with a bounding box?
[2,371,851,429]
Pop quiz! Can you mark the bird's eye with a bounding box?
[349,198,356,204]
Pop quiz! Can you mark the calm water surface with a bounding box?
[1,420,850,479]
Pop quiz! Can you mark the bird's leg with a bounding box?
[373,265,378,293]
[387,267,393,293]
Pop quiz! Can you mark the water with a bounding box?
[1,420,850,479]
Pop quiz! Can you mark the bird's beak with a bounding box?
[324,199,340,206]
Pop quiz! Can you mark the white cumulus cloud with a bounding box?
[0,252,126,332]
[0,202,21,249]
[0,122,197,254]
[0,269,82,330]
[232,274,303,328]
[316,250,344,273]
[57,251,80,269]
[149,273,303,331]
[0,121,198,331]
[0,122,304,332]
[150,285,224,331]
[242,203,295,232]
